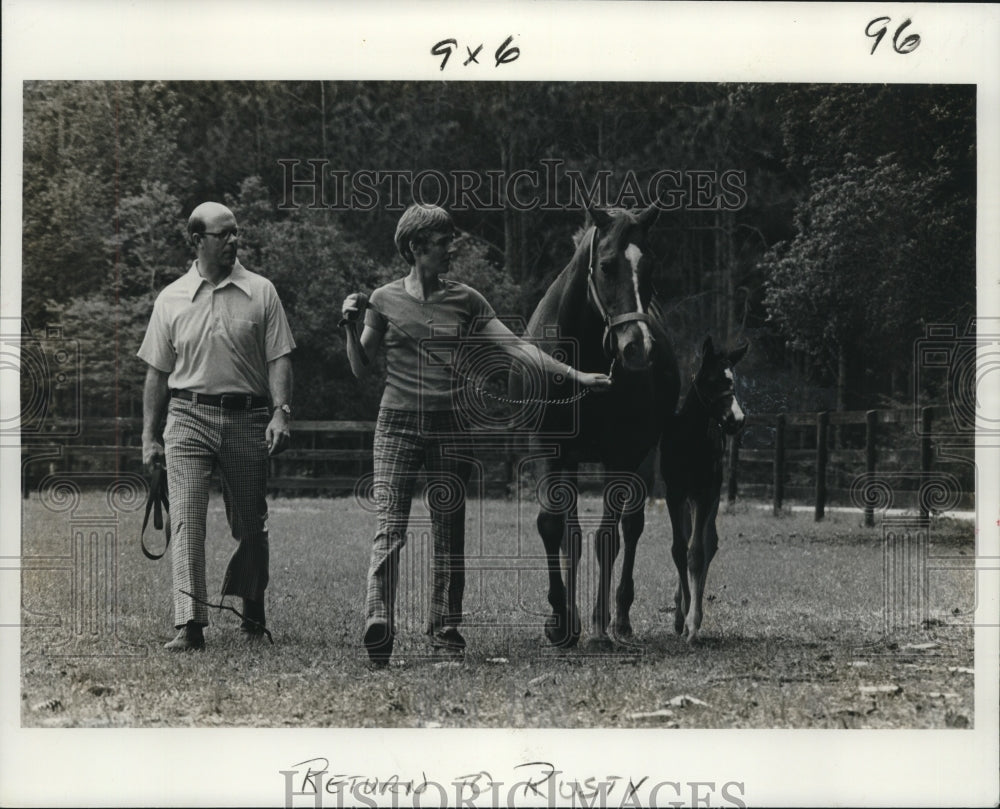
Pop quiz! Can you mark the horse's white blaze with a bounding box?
[625,243,644,313]
[722,370,744,422]
[625,243,653,354]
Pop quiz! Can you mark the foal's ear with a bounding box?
[586,206,613,232]
[702,335,715,357]
[637,202,660,231]
[730,342,749,366]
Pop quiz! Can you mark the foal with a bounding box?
[660,336,747,642]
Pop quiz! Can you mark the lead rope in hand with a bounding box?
[140,463,171,560]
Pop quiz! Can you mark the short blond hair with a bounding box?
[393,204,454,265]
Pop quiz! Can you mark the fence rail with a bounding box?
[21,406,975,521]
[738,405,974,522]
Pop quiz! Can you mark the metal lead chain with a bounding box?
[458,373,592,406]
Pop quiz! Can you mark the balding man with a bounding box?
[138,202,295,651]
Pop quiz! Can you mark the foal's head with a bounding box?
[692,336,748,433]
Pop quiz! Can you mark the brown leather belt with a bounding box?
[170,389,269,410]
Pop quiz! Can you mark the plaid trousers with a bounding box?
[365,408,472,637]
[164,399,271,627]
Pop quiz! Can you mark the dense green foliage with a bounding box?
[22,82,974,419]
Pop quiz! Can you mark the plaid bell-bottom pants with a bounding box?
[164,399,271,627]
[365,409,473,637]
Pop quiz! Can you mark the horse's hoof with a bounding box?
[615,623,644,650]
[673,614,685,635]
[585,635,615,654]
[544,613,580,648]
[612,622,633,640]
[686,627,700,644]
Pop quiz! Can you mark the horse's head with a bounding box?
[693,336,748,434]
[580,204,660,371]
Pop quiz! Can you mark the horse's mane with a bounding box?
[525,239,589,343]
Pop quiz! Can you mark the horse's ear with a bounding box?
[637,202,660,231]
[587,206,613,232]
[702,335,714,357]
[730,342,749,365]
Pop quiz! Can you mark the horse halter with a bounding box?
[585,226,651,359]
[692,372,740,430]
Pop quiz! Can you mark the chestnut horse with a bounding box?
[512,205,679,650]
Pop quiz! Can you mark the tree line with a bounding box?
[21,81,975,423]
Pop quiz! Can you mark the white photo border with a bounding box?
[2,1,998,807]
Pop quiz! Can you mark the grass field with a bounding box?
[20,492,976,729]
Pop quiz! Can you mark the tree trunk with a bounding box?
[724,211,736,344]
[714,210,723,340]
[319,81,327,161]
[499,129,529,317]
[834,344,848,447]
[501,136,515,279]
[837,344,847,411]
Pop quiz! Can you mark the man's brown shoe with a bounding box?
[164,622,205,651]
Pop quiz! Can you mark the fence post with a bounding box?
[920,407,933,520]
[727,431,739,504]
[815,411,829,521]
[773,414,786,515]
[864,410,877,527]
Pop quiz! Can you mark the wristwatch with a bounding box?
[274,403,292,417]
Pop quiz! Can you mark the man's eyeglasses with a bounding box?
[203,229,240,240]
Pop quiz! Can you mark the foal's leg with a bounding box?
[666,492,690,635]
[561,497,584,648]
[685,495,719,643]
[589,489,621,651]
[537,465,580,648]
[704,510,720,571]
[614,504,644,640]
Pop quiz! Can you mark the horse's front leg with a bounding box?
[614,455,653,643]
[666,491,691,636]
[537,465,580,648]
[614,503,644,642]
[685,495,719,643]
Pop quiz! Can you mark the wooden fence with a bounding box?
[20,406,975,522]
[732,406,974,524]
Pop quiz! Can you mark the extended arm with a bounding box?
[475,317,612,389]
